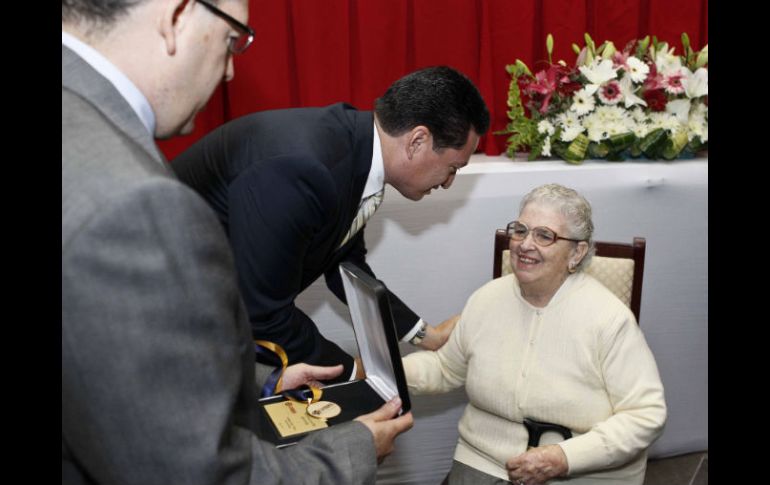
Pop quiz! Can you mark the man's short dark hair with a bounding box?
[62,0,147,27]
[374,66,490,150]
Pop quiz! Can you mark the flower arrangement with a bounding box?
[499,33,708,163]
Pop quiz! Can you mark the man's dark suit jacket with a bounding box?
[172,103,419,379]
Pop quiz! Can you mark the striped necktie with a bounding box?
[339,189,384,248]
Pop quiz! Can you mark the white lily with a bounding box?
[579,59,618,93]
[654,45,682,77]
[683,67,708,99]
[665,99,691,125]
[619,74,647,108]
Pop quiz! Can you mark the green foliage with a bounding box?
[496,63,539,158]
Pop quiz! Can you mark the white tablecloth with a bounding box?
[297,154,708,484]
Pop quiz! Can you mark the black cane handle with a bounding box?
[523,417,573,449]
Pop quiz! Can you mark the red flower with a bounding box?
[521,70,557,114]
[521,64,578,115]
[643,89,668,112]
[643,62,665,91]
[557,78,582,97]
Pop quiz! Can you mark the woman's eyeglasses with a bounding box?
[506,220,584,247]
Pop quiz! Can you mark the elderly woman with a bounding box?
[403,183,666,485]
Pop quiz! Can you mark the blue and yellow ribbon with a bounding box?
[255,340,323,404]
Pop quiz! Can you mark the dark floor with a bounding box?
[643,451,708,485]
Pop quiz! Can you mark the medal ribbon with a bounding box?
[254,340,322,404]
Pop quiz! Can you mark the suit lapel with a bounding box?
[62,44,169,171]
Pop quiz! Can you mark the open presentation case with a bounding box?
[256,261,411,447]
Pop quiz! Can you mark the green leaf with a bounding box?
[695,46,708,68]
[640,128,668,159]
[637,36,650,57]
[572,43,581,55]
[596,41,607,55]
[605,132,636,152]
[515,59,533,77]
[605,150,628,162]
[499,64,541,158]
[584,49,594,66]
[662,130,690,160]
[602,41,616,59]
[546,34,554,63]
[584,33,595,55]
[563,134,589,164]
[529,136,545,161]
[588,142,609,159]
[686,137,707,153]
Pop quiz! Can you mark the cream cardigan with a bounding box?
[403,273,667,484]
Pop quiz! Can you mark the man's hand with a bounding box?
[355,397,414,463]
[417,314,461,350]
[505,444,568,485]
[282,363,344,390]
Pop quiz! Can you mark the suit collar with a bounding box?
[345,107,374,201]
[62,32,156,136]
[62,43,167,167]
[361,121,385,199]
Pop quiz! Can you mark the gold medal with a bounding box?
[306,400,342,419]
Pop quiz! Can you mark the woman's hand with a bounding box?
[505,444,568,485]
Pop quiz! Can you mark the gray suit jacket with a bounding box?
[62,44,376,485]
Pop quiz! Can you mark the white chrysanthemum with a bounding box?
[686,102,708,142]
[570,88,596,116]
[581,113,608,142]
[627,108,650,138]
[649,112,682,133]
[542,136,552,157]
[632,121,650,139]
[692,101,708,119]
[556,112,584,142]
[560,125,585,142]
[683,67,708,99]
[583,106,636,142]
[538,119,555,136]
[630,107,648,124]
[556,111,581,128]
[594,105,630,125]
[605,122,628,137]
[625,56,649,83]
[687,113,708,142]
[586,126,608,142]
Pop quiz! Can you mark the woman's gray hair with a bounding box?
[519,183,596,271]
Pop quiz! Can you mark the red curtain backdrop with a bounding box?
[158,0,708,160]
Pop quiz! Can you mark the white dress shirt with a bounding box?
[62,31,156,137]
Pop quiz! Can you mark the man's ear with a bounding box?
[406,125,430,160]
[159,0,193,55]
